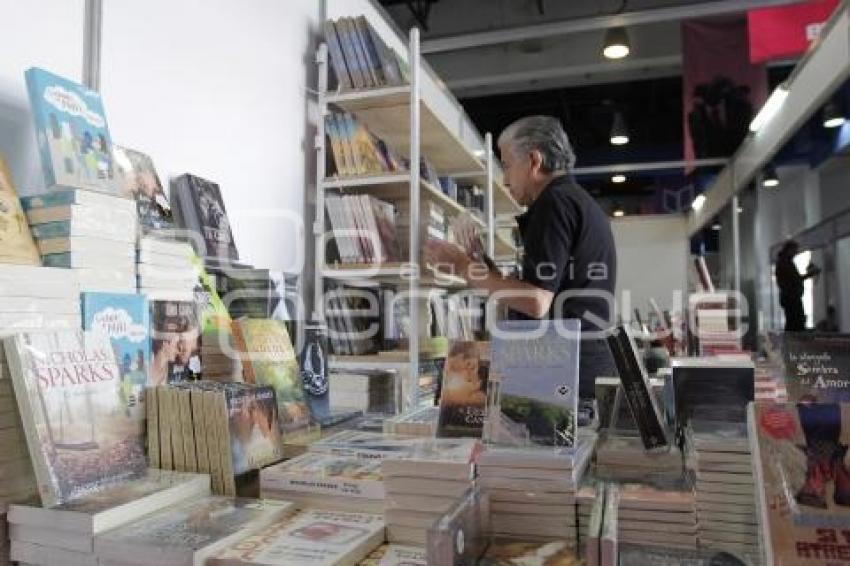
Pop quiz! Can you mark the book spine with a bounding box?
[324,115,347,177]
[191,388,210,475]
[345,17,375,88]
[323,20,353,90]
[341,195,366,263]
[218,391,237,496]
[366,22,401,86]
[341,114,366,176]
[333,113,359,178]
[354,16,384,86]
[203,389,224,494]
[178,388,197,472]
[168,387,186,471]
[336,18,366,89]
[146,386,160,469]
[157,386,173,470]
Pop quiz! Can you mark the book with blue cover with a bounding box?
[82,292,151,420]
[488,319,580,450]
[25,67,122,195]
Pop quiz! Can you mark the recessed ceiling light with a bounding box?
[603,27,631,60]
[610,112,629,146]
[613,209,625,217]
[612,174,626,183]
[823,100,846,129]
[692,194,706,211]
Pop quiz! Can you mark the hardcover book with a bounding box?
[234,319,310,433]
[437,341,489,438]
[25,67,121,194]
[781,333,850,403]
[750,402,850,565]
[82,292,151,420]
[93,497,295,566]
[0,154,40,265]
[150,300,201,385]
[488,319,580,449]
[171,174,239,260]
[3,330,147,506]
[209,509,385,565]
[112,145,174,233]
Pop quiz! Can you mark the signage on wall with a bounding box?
[747,0,840,64]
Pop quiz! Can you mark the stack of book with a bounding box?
[208,508,385,565]
[687,420,759,560]
[92,497,295,566]
[8,470,210,566]
[324,16,406,91]
[194,264,241,382]
[396,201,450,250]
[594,435,683,483]
[0,265,82,336]
[324,193,401,265]
[328,371,396,413]
[577,482,600,554]
[476,434,595,545]
[359,543,427,565]
[616,482,698,551]
[382,438,480,545]
[259,452,384,514]
[149,382,284,496]
[383,406,439,436]
[136,237,196,301]
[325,109,404,178]
[22,190,137,293]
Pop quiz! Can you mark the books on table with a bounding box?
[437,340,488,438]
[780,333,850,403]
[0,154,40,266]
[112,145,174,234]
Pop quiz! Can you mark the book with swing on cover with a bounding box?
[3,330,148,507]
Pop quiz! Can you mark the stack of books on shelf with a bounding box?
[259,452,385,514]
[324,193,401,265]
[325,109,404,178]
[93,497,295,566]
[149,381,284,496]
[594,434,683,483]
[395,201,450,249]
[22,190,137,293]
[382,438,480,545]
[136,237,196,301]
[456,184,485,221]
[324,16,406,91]
[0,265,82,335]
[8,470,210,566]
[328,371,396,414]
[615,481,698,551]
[323,282,381,355]
[211,264,281,320]
[476,434,595,546]
[687,420,760,561]
[208,508,385,566]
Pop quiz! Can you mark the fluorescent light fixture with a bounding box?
[749,85,788,133]
[691,194,706,211]
[610,112,629,146]
[762,165,779,188]
[603,27,631,59]
[613,208,625,217]
[610,135,629,145]
[612,174,626,183]
[823,100,846,129]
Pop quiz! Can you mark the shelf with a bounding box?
[453,170,522,215]
[325,86,484,175]
[322,262,466,288]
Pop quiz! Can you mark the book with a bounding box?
[437,341,489,438]
[93,497,295,566]
[234,319,310,433]
[671,358,754,427]
[209,508,385,565]
[781,333,850,403]
[24,67,121,194]
[425,488,488,565]
[8,469,209,535]
[81,292,151,420]
[605,325,669,451]
[261,452,384,500]
[299,323,332,423]
[323,20,353,90]
[170,174,239,260]
[488,319,580,449]
[3,330,148,506]
[150,300,201,385]
[358,544,427,566]
[0,154,40,265]
[479,539,579,566]
[223,384,284,475]
[112,145,174,233]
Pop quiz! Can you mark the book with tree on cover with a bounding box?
[437,341,489,438]
[0,154,40,265]
[3,330,148,506]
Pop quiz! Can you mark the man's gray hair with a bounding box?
[498,116,576,173]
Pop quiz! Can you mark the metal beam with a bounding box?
[82,0,102,90]
[421,0,799,54]
[573,158,728,176]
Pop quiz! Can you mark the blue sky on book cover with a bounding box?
[25,67,121,194]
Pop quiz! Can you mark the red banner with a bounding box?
[747,0,839,64]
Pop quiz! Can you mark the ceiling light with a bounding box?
[612,174,626,183]
[613,208,625,217]
[473,149,486,158]
[749,84,788,133]
[603,27,631,60]
[762,165,779,188]
[712,222,721,231]
[737,206,744,214]
[692,194,706,211]
[610,112,629,145]
[823,100,846,129]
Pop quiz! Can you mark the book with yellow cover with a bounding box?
[0,154,40,265]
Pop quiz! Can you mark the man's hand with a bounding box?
[423,238,472,277]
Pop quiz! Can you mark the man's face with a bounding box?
[498,141,533,206]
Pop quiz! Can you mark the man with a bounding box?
[775,240,819,332]
[424,115,618,398]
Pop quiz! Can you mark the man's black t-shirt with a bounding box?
[514,175,617,330]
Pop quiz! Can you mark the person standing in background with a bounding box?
[775,240,820,332]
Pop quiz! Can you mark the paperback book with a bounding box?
[171,174,239,260]
[3,330,147,506]
[112,145,173,233]
[488,319,579,449]
[437,341,489,438]
[25,67,121,194]
[0,154,40,265]
[671,358,754,428]
[150,300,201,385]
[781,333,850,403]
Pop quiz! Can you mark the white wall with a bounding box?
[0,0,85,193]
[100,0,321,277]
[611,214,689,321]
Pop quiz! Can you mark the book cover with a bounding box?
[210,508,385,565]
[0,154,40,265]
[324,20,353,91]
[226,384,284,475]
[299,323,331,422]
[24,67,121,194]
[782,333,850,403]
[489,319,580,449]
[4,330,148,506]
[82,292,151,420]
[437,341,489,438]
[750,402,850,565]
[359,544,427,566]
[235,319,310,433]
[261,452,383,499]
[150,300,201,385]
[112,145,174,233]
[93,497,295,565]
[171,174,239,260]
[480,539,579,566]
[671,358,754,427]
